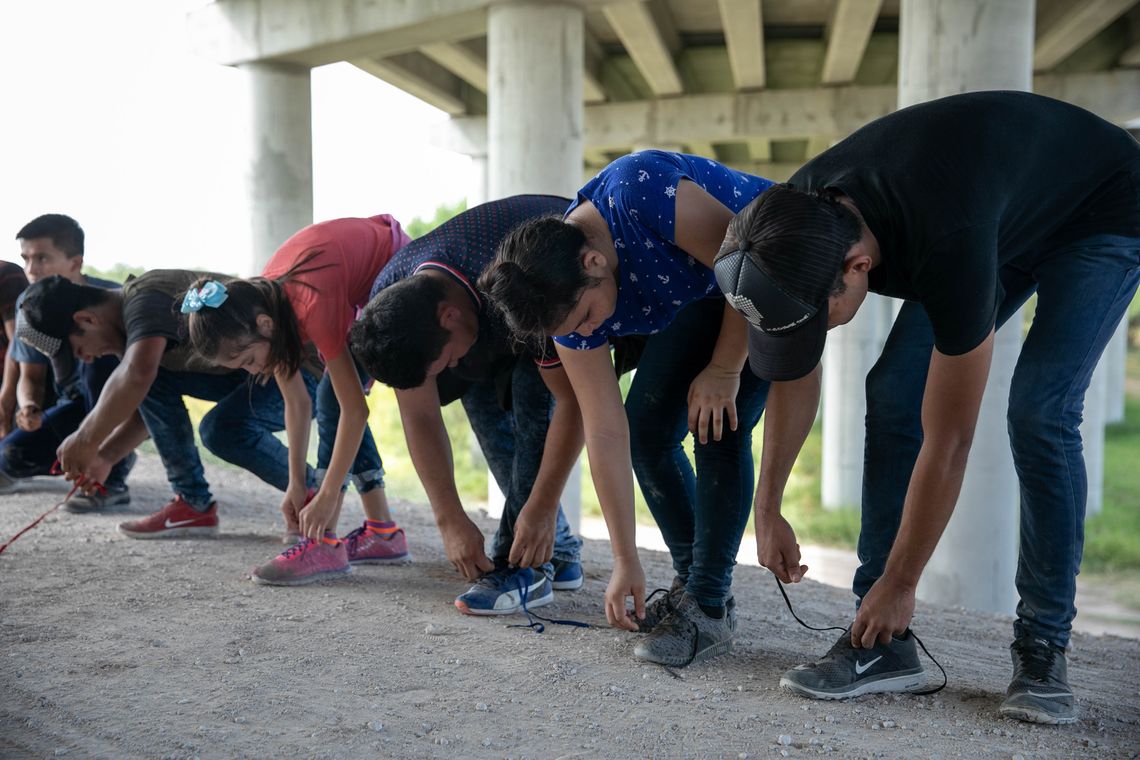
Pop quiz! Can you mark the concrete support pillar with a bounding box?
[485,1,585,531]
[901,0,1034,615]
[1081,356,1109,517]
[822,294,891,510]
[468,154,489,209]
[242,62,313,274]
[1105,318,1128,425]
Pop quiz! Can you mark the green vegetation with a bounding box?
[83,263,145,284]
[405,199,467,239]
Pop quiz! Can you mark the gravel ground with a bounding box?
[2,453,1138,759]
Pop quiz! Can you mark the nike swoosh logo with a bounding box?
[1024,690,1073,699]
[164,518,201,529]
[854,656,883,675]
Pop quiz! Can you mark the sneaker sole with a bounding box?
[349,553,413,565]
[779,670,926,700]
[250,566,353,586]
[999,704,1078,725]
[552,576,583,591]
[454,589,554,616]
[118,525,219,539]
[633,635,733,667]
[65,496,131,514]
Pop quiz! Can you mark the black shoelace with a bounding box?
[508,573,591,634]
[774,575,947,696]
[1011,637,1058,681]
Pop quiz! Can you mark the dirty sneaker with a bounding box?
[637,576,686,633]
[780,628,926,699]
[118,496,218,539]
[343,522,412,564]
[251,536,352,586]
[0,468,22,494]
[552,558,583,590]
[633,592,734,666]
[64,485,131,513]
[455,565,553,616]
[999,635,1077,725]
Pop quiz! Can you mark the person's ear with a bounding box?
[844,247,873,276]
[255,313,275,339]
[581,248,608,278]
[73,309,100,330]
[437,302,461,331]
[67,256,84,278]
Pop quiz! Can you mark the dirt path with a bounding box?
[3,454,1138,758]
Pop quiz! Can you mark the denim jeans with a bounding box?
[139,367,319,509]
[0,355,134,488]
[313,354,384,493]
[460,359,583,565]
[626,297,770,608]
[857,234,1140,648]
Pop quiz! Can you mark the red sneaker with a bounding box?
[118,496,219,539]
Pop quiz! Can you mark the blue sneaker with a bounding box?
[455,566,553,616]
[552,559,583,590]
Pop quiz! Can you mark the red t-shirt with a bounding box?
[261,214,410,361]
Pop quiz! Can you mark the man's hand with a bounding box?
[57,430,100,482]
[687,362,740,445]
[81,457,114,495]
[756,512,808,583]
[298,490,338,540]
[16,404,43,433]
[279,481,309,535]
[605,555,646,631]
[440,515,494,581]
[851,575,916,648]
[508,502,556,569]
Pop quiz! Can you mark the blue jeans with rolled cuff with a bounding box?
[856,234,1140,649]
[140,368,319,510]
[626,296,770,608]
[459,359,582,566]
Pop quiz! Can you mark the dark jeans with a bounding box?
[626,297,770,608]
[313,355,384,493]
[0,356,133,488]
[139,367,319,510]
[856,234,1140,648]
[460,359,582,565]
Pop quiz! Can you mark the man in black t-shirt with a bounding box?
[714,91,1140,725]
[351,195,586,618]
[17,271,321,540]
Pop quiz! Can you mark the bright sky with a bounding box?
[0,0,471,275]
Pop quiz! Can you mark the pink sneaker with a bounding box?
[251,537,351,586]
[343,524,412,565]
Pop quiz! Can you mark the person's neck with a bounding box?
[837,195,882,270]
[565,203,619,274]
[423,269,480,322]
[102,290,127,338]
[61,267,85,285]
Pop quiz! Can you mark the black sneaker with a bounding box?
[999,635,1077,725]
[637,576,685,633]
[780,629,926,699]
[64,485,131,513]
[633,592,734,666]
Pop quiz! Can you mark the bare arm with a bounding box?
[1,325,20,433]
[277,368,313,524]
[98,410,150,463]
[556,342,645,630]
[509,364,587,568]
[852,331,994,647]
[753,364,822,582]
[14,361,48,432]
[395,381,493,580]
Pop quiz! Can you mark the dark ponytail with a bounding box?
[478,215,593,345]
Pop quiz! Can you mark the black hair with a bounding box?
[20,275,111,337]
[186,250,329,377]
[349,275,451,389]
[478,215,594,346]
[725,184,862,302]
[16,214,85,259]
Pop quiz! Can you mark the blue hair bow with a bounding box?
[181,280,229,314]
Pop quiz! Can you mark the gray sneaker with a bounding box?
[637,576,686,633]
[780,629,926,700]
[999,635,1077,725]
[0,468,21,494]
[64,486,131,513]
[633,592,734,666]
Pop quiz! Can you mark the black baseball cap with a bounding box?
[16,275,89,358]
[714,249,829,381]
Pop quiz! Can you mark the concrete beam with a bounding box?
[821,0,884,84]
[420,41,488,92]
[603,1,684,96]
[351,54,467,115]
[1035,0,1137,71]
[687,140,718,159]
[747,138,772,162]
[718,0,765,90]
[805,136,833,158]
[429,70,1140,152]
[1121,41,1140,66]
